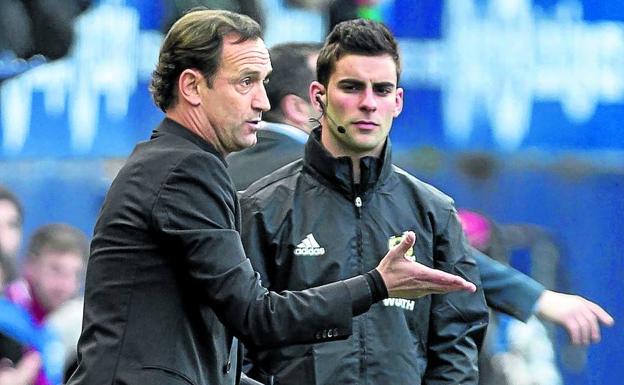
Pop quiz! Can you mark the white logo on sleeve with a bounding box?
[294,234,326,256]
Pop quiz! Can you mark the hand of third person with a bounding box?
[376,231,477,298]
[536,290,615,345]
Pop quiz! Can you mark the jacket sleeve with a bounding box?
[473,248,544,322]
[151,153,370,349]
[239,192,274,290]
[424,207,489,384]
[238,191,276,376]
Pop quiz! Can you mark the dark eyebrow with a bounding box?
[373,81,396,89]
[337,79,365,87]
[239,69,272,81]
[239,70,261,79]
[336,79,396,89]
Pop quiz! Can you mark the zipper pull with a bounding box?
[355,196,362,208]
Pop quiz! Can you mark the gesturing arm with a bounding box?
[474,248,614,344]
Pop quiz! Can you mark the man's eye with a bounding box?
[341,84,360,92]
[241,78,252,87]
[376,87,392,95]
[263,78,270,86]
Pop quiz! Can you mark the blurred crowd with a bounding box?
[0,0,382,80]
[0,1,616,385]
[0,187,86,385]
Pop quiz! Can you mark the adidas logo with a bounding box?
[294,234,326,256]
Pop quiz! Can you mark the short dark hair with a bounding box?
[317,19,401,87]
[150,9,263,112]
[26,223,88,262]
[0,186,23,226]
[263,42,322,123]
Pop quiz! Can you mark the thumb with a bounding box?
[390,231,415,257]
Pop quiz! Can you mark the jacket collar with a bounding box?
[261,121,309,144]
[151,117,226,165]
[303,127,393,196]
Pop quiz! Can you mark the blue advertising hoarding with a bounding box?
[1,0,623,158]
[0,2,621,384]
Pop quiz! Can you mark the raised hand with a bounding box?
[376,231,477,298]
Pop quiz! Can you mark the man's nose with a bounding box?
[253,84,271,112]
[359,88,377,111]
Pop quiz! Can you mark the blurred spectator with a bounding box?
[0,186,24,283]
[279,0,383,37]
[0,248,25,366]
[0,351,41,385]
[0,0,91,61]
[228,42,321,188]
[328,0,383,32]
[47,298,83,383]
[458,209,612,385]
[458,209,613,345]
[161,1,266,34]
[3,224,88,385]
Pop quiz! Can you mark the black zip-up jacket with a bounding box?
[69,120,383,385]
[239,128,489,385]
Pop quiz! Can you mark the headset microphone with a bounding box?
[315,94,346,134]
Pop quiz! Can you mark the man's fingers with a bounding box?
[581,303,604,343]
[576,299,614,345]
[588,313,601,344]
[567,321,582,345]
[575,312,591,345]
[424,266,477,293]
[586,299,615,326]
[392,231,476,293]
[381,233,478,298]
[393,231,415,257]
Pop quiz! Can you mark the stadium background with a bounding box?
[0,1,621,384]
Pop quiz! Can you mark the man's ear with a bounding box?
[309,81,326,113]
[394,87,404,118]
[178,69,203,106]
[281,94,313,128]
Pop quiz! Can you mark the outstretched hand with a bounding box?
[536,290,615,345]
[376,231,477,298]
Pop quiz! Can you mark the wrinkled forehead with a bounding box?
[221,35,271,74]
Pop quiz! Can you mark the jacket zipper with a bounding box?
[354,194,367,384]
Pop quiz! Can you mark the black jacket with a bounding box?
[68,119,378,385]
[239,129,489,385]
[229,125,543,322]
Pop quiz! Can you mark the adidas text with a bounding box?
[294,234,326,256]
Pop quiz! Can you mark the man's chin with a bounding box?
[347,139,382,153]
[232,137,258,153]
